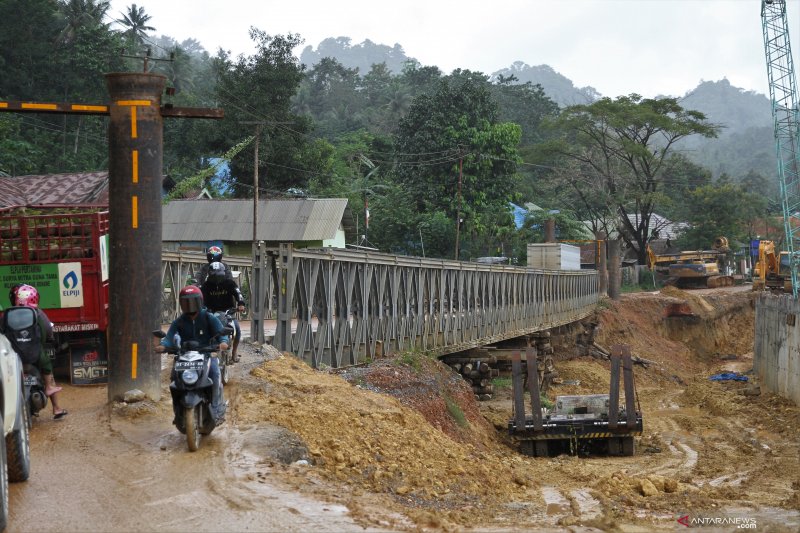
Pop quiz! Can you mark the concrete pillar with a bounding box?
[105,73,166,401]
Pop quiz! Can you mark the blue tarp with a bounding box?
[709,372,748,382]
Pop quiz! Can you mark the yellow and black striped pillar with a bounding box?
[105,73,166,401]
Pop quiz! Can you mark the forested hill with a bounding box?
[300,37,414,75]
[675,79,774,182]
[488,62,601,107]
[302,38,775,183]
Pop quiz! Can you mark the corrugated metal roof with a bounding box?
[0,172,109,207]
[163,198,348,242]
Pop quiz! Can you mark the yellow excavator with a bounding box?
[647,237,734,289]
[752,240,792,292]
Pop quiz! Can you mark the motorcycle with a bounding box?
[153,327,232,452]
[211,308,239,385]
[21,364,47,422]
[1,306,49,421]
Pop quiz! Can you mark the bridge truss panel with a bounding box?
[269,246,600,368]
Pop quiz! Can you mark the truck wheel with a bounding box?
[621,436,635,457]
[0,413,8,531]
[6,400,30,482]
[185,406,201,452]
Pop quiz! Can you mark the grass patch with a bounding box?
[492,377,512,390]
[445,396,469,428]
[540,395,554,409]
[393,350,428,372]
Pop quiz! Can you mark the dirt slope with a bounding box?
[8,287,800,532]
[231,287,800,531]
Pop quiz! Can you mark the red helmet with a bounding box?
[179,285,203,314]
[14,284,39,308]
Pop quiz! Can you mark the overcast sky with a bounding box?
[107,0,800,99]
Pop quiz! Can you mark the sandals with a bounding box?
[53,410,68,420]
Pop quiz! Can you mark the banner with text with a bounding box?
[0,263,84,308]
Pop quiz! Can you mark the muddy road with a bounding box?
[7,350,379,533]
[7,288,800,532]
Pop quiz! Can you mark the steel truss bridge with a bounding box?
[161,245,601,368]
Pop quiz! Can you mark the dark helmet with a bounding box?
[206,245,223,264]
[179,285,203,314]
[208,261,226,283]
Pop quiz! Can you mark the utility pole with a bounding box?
[0,75,223,402]
[241,121,267,344]
[454,151,463,261]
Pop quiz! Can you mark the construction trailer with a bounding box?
[508,344,643,457]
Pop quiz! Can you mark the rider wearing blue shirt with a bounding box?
[156,285,229,422]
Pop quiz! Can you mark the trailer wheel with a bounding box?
[621,436,635,456]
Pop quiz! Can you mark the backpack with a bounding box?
[2,306,43,365]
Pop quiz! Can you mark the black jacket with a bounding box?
[201,278,245,312]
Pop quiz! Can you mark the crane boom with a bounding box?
[761,0,800,297]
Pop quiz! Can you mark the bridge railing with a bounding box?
[266,244,600,368]
[160,251,261,324]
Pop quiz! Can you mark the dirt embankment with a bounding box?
[16,286,799,532]
[226,286,800,531]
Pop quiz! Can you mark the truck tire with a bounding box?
[6,399,30,482]
[0,413,8,531]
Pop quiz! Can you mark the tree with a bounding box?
[392,70,521,259]
[212,30,315,196]
[545,94,720,264]
[117,3,154,52]
[677,179,767,250]
[58,0,110,45]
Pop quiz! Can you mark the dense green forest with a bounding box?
[0,0,779,262]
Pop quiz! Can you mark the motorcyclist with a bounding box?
[10,284,68,420]
[195,245,233,285]
[200,261,246,362]
[155,285,228,423]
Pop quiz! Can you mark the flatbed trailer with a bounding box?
[508,344,643,457]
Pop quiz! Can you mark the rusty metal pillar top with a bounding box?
[106,72,166,102]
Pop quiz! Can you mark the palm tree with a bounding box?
[117,3,155,51]
[58,0,110,44]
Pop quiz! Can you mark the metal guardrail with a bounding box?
[162,246,601,368]
[264,244,600,368]
[160,251,260,324]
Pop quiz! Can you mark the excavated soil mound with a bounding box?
[231,289,800,530]
[234,354,543,527]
